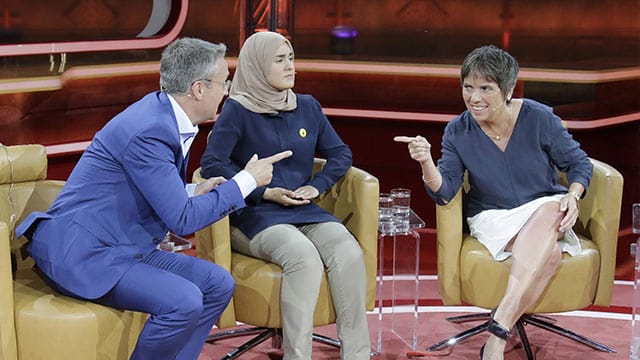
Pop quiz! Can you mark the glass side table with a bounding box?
[374,208,425,353]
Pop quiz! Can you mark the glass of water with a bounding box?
[390,188,411,234]
[633,203,640,234]
[378,193,394,235]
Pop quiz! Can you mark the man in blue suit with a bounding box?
[16,38,292,360]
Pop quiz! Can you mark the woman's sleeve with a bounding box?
[309,97,352,194]
[426,122,465,205]
[546,111,593,192]
[200,102,243,180]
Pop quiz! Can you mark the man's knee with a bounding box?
[169,285,205,323]
[218,271,235,302]
[201,265,235,301]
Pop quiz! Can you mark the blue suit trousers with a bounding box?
[90,249,234,360]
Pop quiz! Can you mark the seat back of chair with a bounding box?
[0,144,63,360]
[436,158,623,310]
[0,145,64,272]
[575,159,623,305]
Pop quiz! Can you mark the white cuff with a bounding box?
[232,170,257,198]
[185,183,197,197]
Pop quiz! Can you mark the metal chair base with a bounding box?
[425,312,616,359]
[206,326,341,360]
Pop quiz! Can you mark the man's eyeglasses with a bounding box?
[200,78,232,93]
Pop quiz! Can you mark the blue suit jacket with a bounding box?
[17,91,245,299]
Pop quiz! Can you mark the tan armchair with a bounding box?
[192,158,379,358]
[0,144,146,360]
[427,158,623,358]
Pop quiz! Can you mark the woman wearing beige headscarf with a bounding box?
[200,31,371,360]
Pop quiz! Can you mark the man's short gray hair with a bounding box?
[159,37,227,95]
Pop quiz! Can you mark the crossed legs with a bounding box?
[482,202,564,360]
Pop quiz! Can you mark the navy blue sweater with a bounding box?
[427,99,592,218]
[200,95,352,238]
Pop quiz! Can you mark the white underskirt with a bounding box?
[467,194,582,261]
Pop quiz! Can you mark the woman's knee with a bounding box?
[532,202,563,223]
[310,223,363,263]
[274,237,324,273]
[284,246,324,275]
[331,238,364,270]
[525,202,564,236]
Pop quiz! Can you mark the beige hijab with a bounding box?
[230,31,297,114]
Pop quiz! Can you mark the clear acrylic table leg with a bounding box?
[630,203,640,359]
[372,231,386,354]
[391,228,420,351]
[375,203,424,354]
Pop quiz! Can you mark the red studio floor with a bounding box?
[197,276,635,359]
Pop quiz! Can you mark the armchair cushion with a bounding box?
[14,270,144,359]
[459,235,600,312]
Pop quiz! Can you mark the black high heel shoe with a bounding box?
[481,314,511,359]
[487,316,511,340]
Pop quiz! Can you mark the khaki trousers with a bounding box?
[231,222,370,360]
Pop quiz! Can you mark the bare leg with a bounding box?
[482,202,564,360]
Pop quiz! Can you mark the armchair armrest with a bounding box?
[313,159,380,309]
[192,169,237,328]
[577,158,623,306]
[435,188,464,305]
[9,180,65,271]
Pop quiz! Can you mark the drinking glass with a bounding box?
[390,188,411,234]
[633,203,640,235]
[378,193,395,235]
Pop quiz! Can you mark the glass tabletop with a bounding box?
[409,209,425,229]
[378,208,424,236]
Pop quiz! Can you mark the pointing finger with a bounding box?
[264,150,293,164]
[394,136,416,143]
